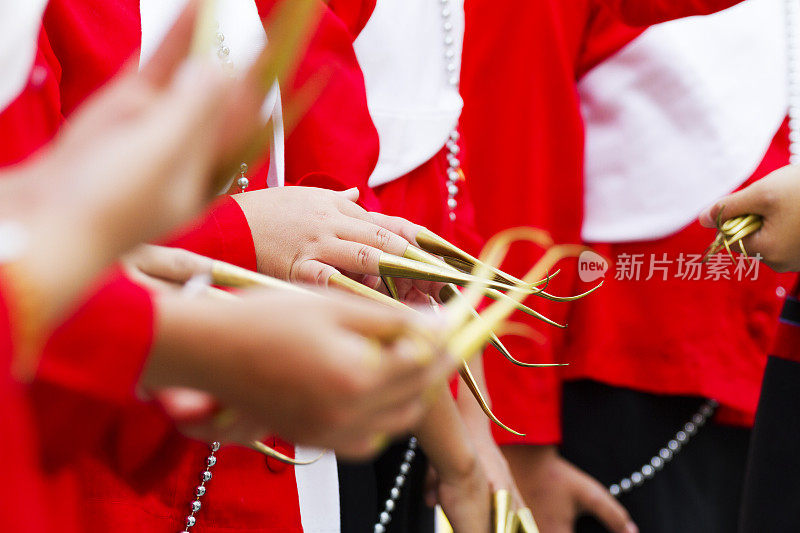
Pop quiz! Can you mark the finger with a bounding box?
[318,239,383,277]
[335,219,410,257]
[576,476,637,533]
[336,187,360,202]
[293,258,340,286]
[700,182,770,228]
[129,245,213,284]
[333,297,419,341]
[140,0,200,87]
[337,201,423,245]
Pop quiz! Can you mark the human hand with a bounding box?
[233,185,443,299]
[144,289,456,458]
[504,445,637,533]
[425,459,491,533]
[699,165,800,272]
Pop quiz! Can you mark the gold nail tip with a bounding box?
[250,441,323,466]
[534,282,602,303]
[460,365,526,436]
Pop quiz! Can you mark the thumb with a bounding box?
[575,474,637,533]
[699,182,769,228]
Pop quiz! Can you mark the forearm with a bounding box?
[415,386,478,482]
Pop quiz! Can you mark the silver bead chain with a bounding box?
[439,0,463,222]
[373,437,418,533]
[181,441,221,531]
[607,399,718,497]
[787,0,800,164]
[215,28,251,192]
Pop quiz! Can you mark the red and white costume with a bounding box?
[16,0,380,531]
[462,0,795,446]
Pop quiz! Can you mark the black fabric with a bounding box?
[740,356,800,533]
[781,294,800,325]
[560,380,750,533]
[338,439,435,533]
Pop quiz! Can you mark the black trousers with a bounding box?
[338,439,435,533]
[561,381,750,533]
[740,356,800,533]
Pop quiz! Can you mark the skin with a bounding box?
[417,388,491,533]
[456,359,526,509]
[504,446,637,533]
[143,289,457,459]
[699,164,800,272]
[234,186,443,299]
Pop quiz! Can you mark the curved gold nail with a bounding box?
[439,284,551,367]
[482,287,567,328]
[250,440,324,466]
[415,228,551,289]
[531,280,603,303]
[460,362,525,436]
[211,261,308,294]
[380,253,527,293]
[517,508,540,533]
[328,272,407,310]
[449,244,587,362]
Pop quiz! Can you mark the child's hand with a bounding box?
[699,165,800,272]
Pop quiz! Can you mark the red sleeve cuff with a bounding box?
[484,332,563,445]
[36,270,154,404]
[166,195,257,271]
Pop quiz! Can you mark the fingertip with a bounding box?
[698,206,717,228]
[625,523,639,533]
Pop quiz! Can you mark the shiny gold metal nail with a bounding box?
[379,253,527,292]
[460,362,525,436]
[211,261,309,294]
[415,228,552,289]
[439,284,561,367]
[448,244,588,364]
[517,508,540,533]
[250,441,324,466]
[382,275,400,300]
[436,506,454,533]
[703,214,763,262]
[328,272,408,310]
[493,490,513,533]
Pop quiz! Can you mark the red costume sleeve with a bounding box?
[599,0,743,26]
[36,272,154,405]
[164,196,258,271]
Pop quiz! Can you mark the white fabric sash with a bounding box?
[579,0,787,243]
[140,0,284,187]
[354,0,464,187]
[294,447,341,532]
[0,0,49,113]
